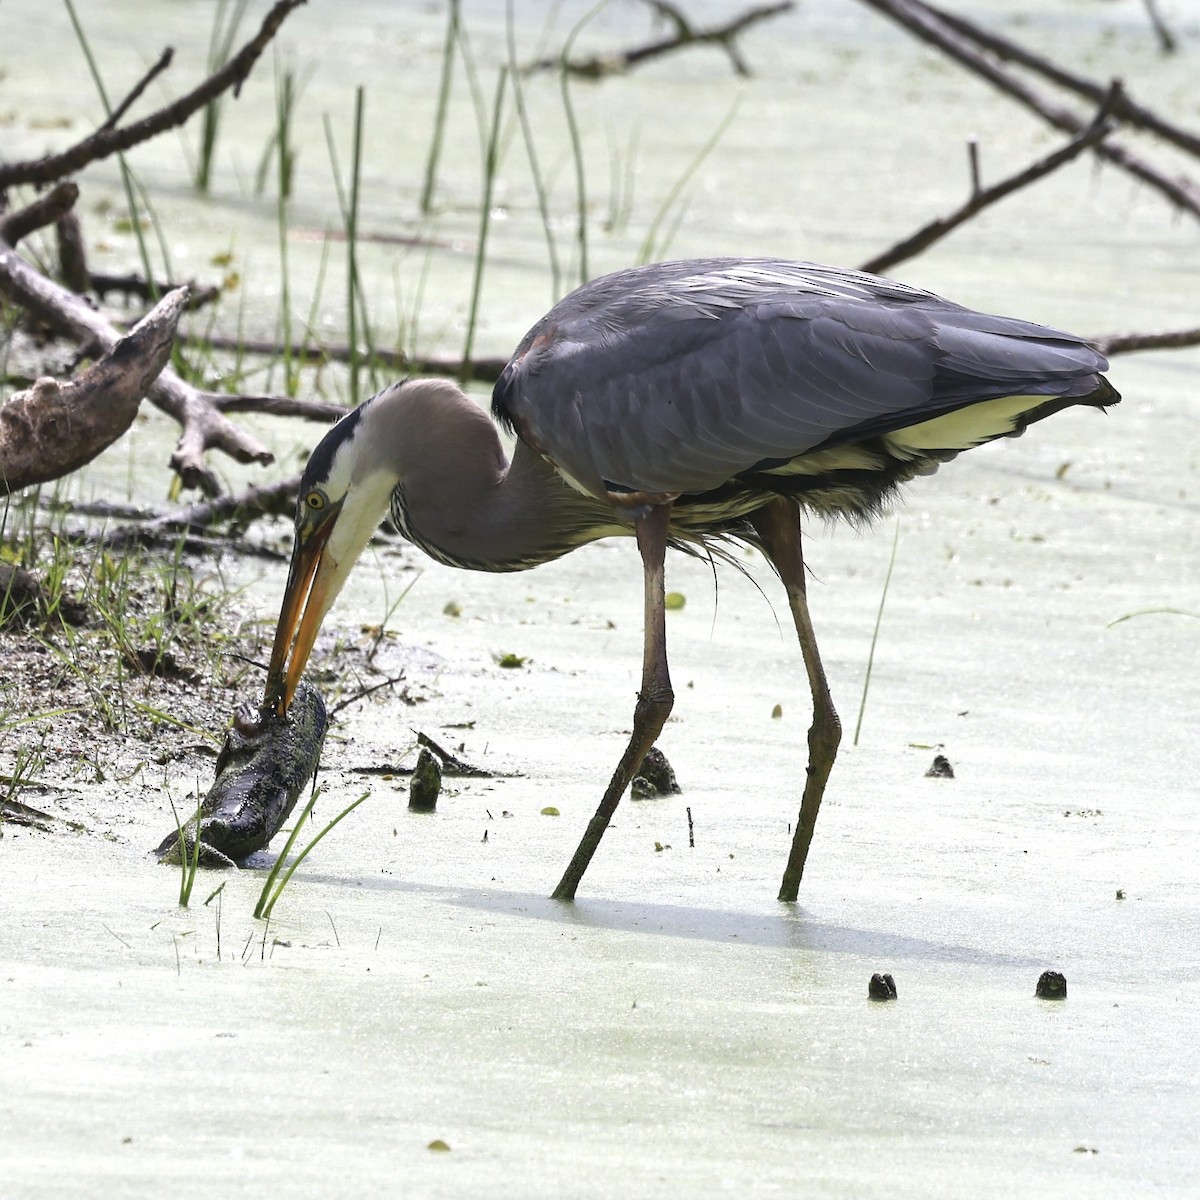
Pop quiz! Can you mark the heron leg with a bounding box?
[551,502,674,901]
[750,499,842,903]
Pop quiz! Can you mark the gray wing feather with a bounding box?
[494,258,1110,496]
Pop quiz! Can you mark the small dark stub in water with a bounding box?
[408,746,443,811]
[1035,970,1067,1000]
[868,973,898,1001]
[925,754,954,779]
[631,745,682,799]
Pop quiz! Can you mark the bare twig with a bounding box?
[1141,0,1178,55]
[1,288,187,494]
[1092,326,1200,356]
[855,0,1200,219]
[55,209,90,294]
[0,180,81,246]
[0,0,306,189]
[529,0,792,78]
[197,332,509,384]
[100,476,302,549]
[98,47,175,134]
[860,87,1119,275]
[212,393,348,421]
[90,271,221,310]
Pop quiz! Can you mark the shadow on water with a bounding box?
[288,867,1045,969]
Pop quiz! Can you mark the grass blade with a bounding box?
[853,518,900,748]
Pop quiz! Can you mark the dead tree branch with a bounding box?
[530,1,793,78]
[1,288,187,495]
[1092,326,1200,357]
[855,0,1200,220]
[197,332,509,385]
[1141,0,1178,55]
[0,0,306,189]
[99,47,176,134]
[860,87,1119,275]
[90,271,221,310]
[101,476,303,550]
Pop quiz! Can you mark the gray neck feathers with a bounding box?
[373,379,623,572]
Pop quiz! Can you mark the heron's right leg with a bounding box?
[551,502,674,901]
[750,499,842,902]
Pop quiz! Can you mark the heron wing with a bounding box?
[493,258,1112,497]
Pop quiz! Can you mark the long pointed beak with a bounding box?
[265,520,337,714]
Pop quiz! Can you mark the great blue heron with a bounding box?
[264,257,1118,901]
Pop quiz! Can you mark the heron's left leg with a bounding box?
[551,502,674,901]
[750,499,842,903]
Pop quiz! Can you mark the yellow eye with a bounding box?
[305,490,325,511]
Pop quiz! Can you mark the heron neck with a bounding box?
[394,431,625,573]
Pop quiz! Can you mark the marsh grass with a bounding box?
[195,0,253,193]
[167,793,205,907]
[507,1,562,298]
[559,4,606,287]
[637,93,742,265]
[324,88,376,405]
[254,786,372,920]
[461,67,509,378]
[64,0,163,294]
[2,491,252,742]
[1,735,49,828]
[421,0,462,215]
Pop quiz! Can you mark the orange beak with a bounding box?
[264,518,337,715]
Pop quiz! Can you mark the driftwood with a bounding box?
[0,287,187,494]
[0,0,306,190]
[530,0,793,77]
[0,183,276,494]
[855,0,1200,220]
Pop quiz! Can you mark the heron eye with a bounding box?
[305,491,325,511]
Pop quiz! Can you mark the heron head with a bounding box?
[264,394,401,714]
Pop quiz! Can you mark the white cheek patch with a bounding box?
[883,394,1044,458]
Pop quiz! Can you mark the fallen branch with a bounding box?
[0,288,187,494]
[90,271,221,311]
[855,0,1200,220]
[1092,326,1200,356]
[99,47,176,134]
[0,0,306,189]
[197,332,509,385]
[0,182,283,494]
[529,0,793,77]
[101,476,302,549]
[861,86,1119,275]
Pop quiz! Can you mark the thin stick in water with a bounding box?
[853,518,901,747]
